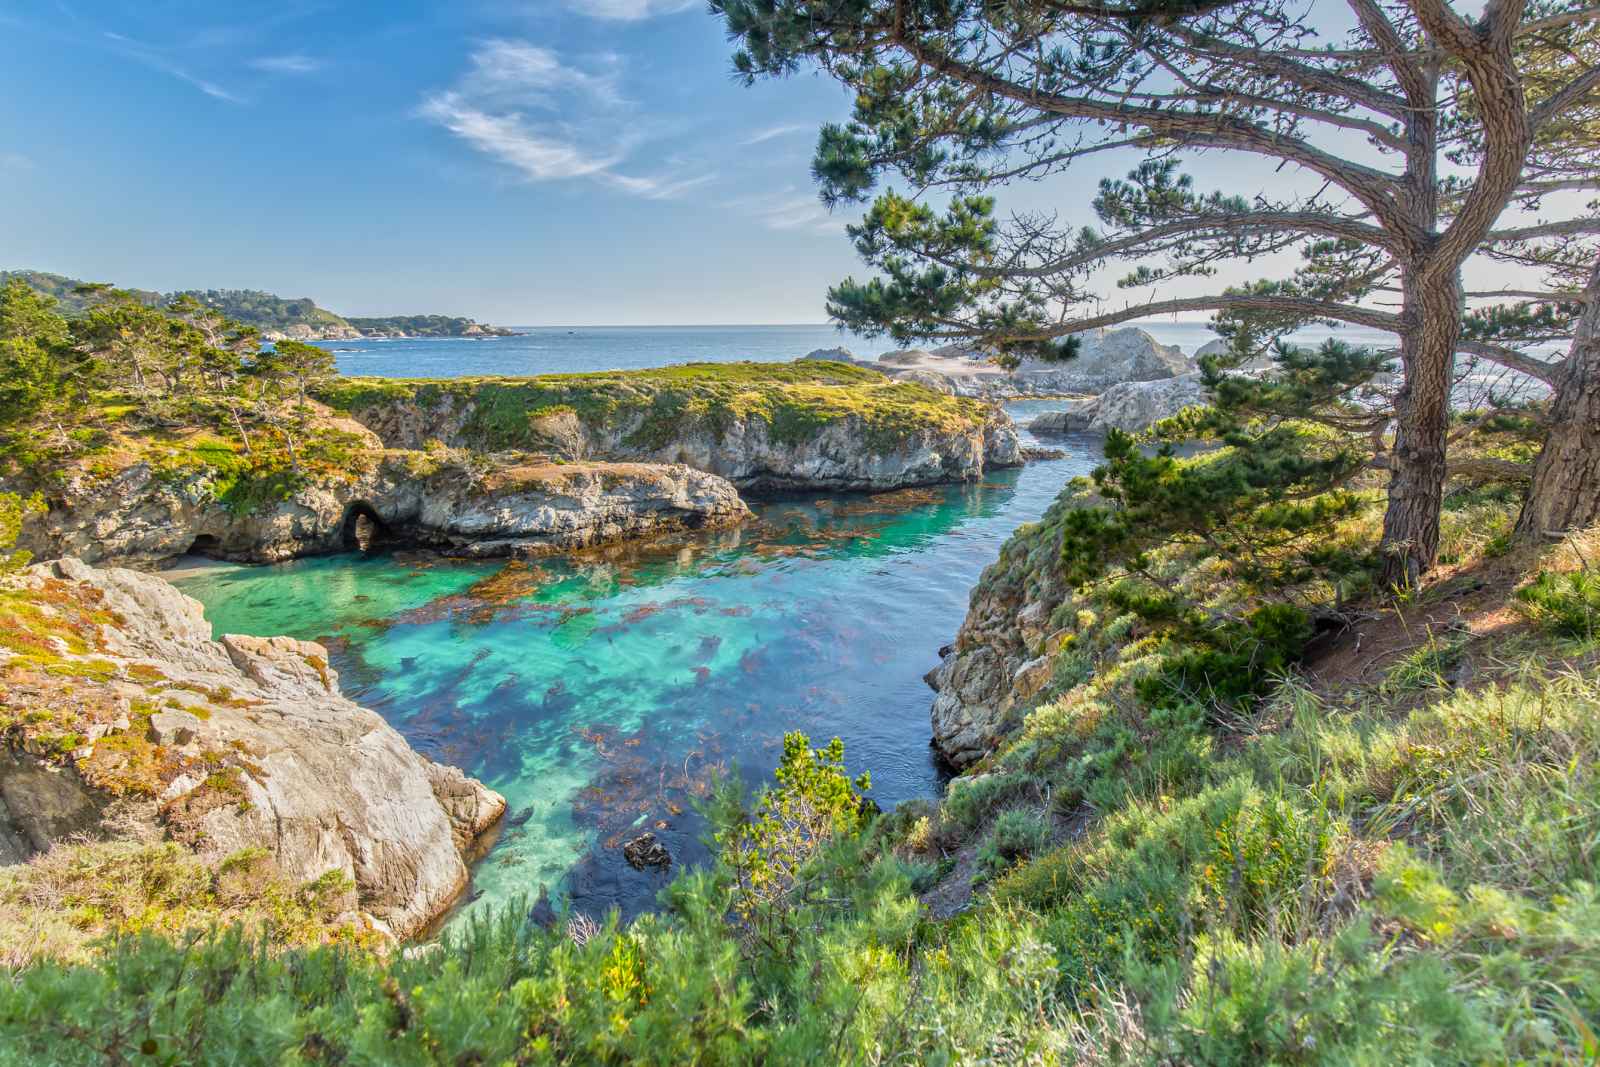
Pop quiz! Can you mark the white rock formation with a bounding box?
[868,328,1189,398]
[1028,373,1211,435]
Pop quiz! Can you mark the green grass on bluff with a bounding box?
[316,359,993,452]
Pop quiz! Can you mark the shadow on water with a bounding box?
[174,445,1101,922]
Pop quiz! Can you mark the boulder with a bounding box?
[622,832,671,870]
[1089,373,1210,433]
[1027,398,1102,435]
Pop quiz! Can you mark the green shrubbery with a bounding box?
[1518,568,1600,639]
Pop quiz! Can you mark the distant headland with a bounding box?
[0,268,519,341]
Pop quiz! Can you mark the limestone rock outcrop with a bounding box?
[17,455,750,568]
[0,559,507,939]
[342,389,1021,494]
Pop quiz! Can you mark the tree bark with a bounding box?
[1515,258,1600,541]
[1380,268,1462,588]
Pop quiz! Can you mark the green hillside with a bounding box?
[1,269,512,337]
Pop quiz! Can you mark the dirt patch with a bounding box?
[1301,555,1535,695]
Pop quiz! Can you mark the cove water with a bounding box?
[170,327,1163,922]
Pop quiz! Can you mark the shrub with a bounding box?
[1517,569,1600,639]
[975,809,1050,880]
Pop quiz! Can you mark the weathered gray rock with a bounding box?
[1026,398,1102,435]
[871,328,1189,399]
[925,497,1085,766]
[1026,374,1210,436]
[2,559,507,939]
[1088,373,1210,433]
[17,455,750,568]
[347,394,1022,494]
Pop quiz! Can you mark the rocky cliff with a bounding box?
[926,496,1079,767]
[0,558,506,939]
[320,361,1022,493]
[17,447,749,568]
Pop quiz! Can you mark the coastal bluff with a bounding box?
[319,360,1022,493]
[0,558,505,942]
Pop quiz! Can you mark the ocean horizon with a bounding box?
[321,319,1405,379]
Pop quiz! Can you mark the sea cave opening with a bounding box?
[186,534,222,558]
[341,502,387,553]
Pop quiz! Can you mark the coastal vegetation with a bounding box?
[318,359,993,453]
[1,487,1595,1061]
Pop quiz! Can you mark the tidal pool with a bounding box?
[173,436,1097,921]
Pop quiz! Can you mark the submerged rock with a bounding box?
[0,559,506,939]
[622,832,671,870]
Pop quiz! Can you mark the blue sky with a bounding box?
[0,1,1536,327]
[0,1,878,324]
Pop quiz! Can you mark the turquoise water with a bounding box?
[173,431,1098,921]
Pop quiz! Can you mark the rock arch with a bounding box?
[340,502,386,553]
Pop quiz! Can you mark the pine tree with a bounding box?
[715,0,1600,585]
[0,279,74,432]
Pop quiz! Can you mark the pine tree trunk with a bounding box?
[1379,269,1461,589]
[1515,259,1600,542]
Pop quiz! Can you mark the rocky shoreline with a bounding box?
[322,362,1024,495]
[812,327,1215,436]
[18,450,749,568]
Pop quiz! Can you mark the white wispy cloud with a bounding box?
[250,53,322,75]
[565,0,699,20]
[418,99,623,182]
[0,152,33,173]
[103,30,245,102]
[420,39,713,200]
[457,39,624,109]
[733,189,844,234]
[741,123,812,146]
